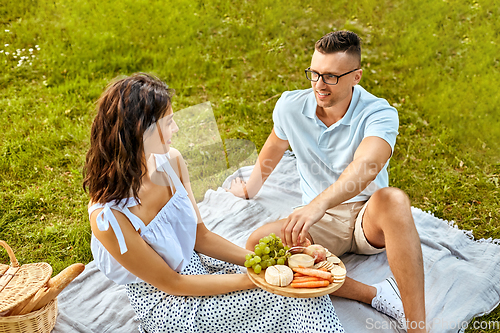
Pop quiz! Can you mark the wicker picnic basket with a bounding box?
[0,299,57,333]
[0,241,56,333]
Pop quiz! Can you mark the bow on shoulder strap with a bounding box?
[95,199,144,255]
[154,153,187,196]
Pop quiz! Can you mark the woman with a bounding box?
[83,73,344,333]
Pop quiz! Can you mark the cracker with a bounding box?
[327,256,341,264]
[322,262,335,270]
[313,261,328,269]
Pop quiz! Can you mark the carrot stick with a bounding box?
[317,267,334,282]
[293,276,333,284]
[315,268,334,282]
[292,267,333,280]
[291,280,330,288]
[292,276,325,282]
[293,272,305,277]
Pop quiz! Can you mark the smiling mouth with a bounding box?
[316,91,330,96]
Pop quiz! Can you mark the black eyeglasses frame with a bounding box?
[304,67,360,85]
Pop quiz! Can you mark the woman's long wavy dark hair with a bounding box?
[83,73,173,204]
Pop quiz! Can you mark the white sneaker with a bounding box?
[371,277,407,330]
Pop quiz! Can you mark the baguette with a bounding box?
[17,263,85,315]
[6,296,33,316]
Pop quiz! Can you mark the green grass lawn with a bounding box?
[1,0,499,330]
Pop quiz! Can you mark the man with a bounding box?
[229,31,426,332]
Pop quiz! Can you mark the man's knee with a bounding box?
[246,231,262,250]
[371,187,411,208]
[245,220,284,250]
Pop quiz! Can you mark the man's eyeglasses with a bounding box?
[304,67,360,85]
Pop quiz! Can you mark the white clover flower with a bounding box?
[29,48,33,52]
[0,50,3,53]
[5,52,9,55]
[32,55,35,58]
[4,44,9,47]
[22,48,25,52]
[5,30,9,32]
[13,55,17,58]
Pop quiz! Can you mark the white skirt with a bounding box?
[126,251,344,333]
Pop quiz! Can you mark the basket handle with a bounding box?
[0,240,20,268]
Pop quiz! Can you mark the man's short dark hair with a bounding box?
[315,30,361,65]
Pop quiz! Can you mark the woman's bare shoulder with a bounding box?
[168,147,183,160]
[168,148,188,176]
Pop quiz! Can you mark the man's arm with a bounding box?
[281,136,392,246]
[228,129,289,198]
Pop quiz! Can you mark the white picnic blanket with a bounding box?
[53,153,500,333]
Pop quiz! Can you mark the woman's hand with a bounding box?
[227,177,249,199]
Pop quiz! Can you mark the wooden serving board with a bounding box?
[247,261,345,298]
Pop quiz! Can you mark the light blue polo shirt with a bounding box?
[273,85,399,205]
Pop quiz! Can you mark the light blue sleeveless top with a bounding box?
[88,153,198,285]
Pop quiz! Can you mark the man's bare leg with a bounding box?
[361,187,426,331]
[246,219,287,251]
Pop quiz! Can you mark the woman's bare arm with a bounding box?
[90,210,255,297]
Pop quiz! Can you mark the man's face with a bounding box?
[309,50,362,110]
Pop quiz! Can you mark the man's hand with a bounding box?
[281,201,327,247]
[227,177,249,199]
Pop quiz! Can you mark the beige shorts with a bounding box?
[298,201,385,257]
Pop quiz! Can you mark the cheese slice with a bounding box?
[265,265,294,287]
[331,265,346,277]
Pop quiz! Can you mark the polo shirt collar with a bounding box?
[301,86,361,127]
[339,85,361,126]
[302,89,317,120]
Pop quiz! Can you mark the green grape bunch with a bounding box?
[244,233,291,274]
